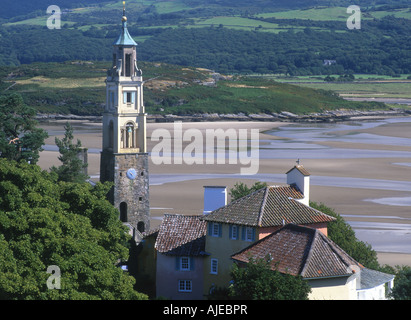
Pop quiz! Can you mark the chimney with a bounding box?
[203,186,227,215]
[286,161,310,206]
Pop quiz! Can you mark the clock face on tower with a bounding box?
[126,168,137,180]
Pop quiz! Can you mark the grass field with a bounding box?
[368,8,411,20]
[250,74,411,99]
[194,16,280,28]
[153,0,192,14]
[12,76,106,89]
[190,16,330,33]
[256,6,411,21]
[294,81,411,99]
[257,7,353,21]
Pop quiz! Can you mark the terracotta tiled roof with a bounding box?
[155,214,207,256]
[231,224,361,279]
[201,185,334,227]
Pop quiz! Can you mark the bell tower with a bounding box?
[100,2,149,241]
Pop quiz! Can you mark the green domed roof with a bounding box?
[113,19,137,46]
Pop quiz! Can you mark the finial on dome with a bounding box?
[122,1,127,21]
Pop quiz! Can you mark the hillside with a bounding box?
[1,0,409,19]
[0,60,387,117]
[0,1,410,76]
[0,1,409,118]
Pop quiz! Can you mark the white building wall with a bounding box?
[286,168,310,206]
[357,283,390,300]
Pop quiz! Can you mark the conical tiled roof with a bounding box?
[231,224,361,279]
[201,185,335,227]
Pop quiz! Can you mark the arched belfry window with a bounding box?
[120,202,128,222]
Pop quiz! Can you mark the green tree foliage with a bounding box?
[139,19,411,76]
[229,181,268,201]
[1,11,411,76]
[50,122,88,183]
[229,257,311,300]
[0,93,48,164]
[310,201,379,270]
[0,159,147,300]
[389,266,411,300]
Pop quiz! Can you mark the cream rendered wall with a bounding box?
[307,275,358,300]
[203,223,255,297]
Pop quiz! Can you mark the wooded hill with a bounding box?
[0,60,386,116]
[0,1,410,76]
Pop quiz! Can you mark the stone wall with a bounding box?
[100,150,150,240]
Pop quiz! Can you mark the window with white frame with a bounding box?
[180,257,190,271]
[210,259,218,274]
[178,280,192,292]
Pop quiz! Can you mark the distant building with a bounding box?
[323,59,337,66]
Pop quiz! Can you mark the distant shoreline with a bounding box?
[36,108,411,124]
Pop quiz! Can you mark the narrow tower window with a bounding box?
[108,121,114,149]
[120,202,128,222]
[137,221,145,233]
[125,54,132,77]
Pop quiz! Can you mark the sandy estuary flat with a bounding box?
[38,117,411,267]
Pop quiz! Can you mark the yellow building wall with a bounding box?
[307,275,358,300]
[203,223,255,297]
